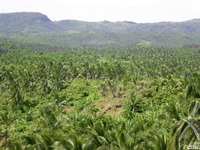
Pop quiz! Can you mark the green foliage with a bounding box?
[123,90,140,119]
[1,12,200,47]
[0,41,200,149]
[137,40,151,47]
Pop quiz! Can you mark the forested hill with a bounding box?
[55,19,200,33]
[0,12,59,34]
[1,12,200,34]
[1,12,200,47]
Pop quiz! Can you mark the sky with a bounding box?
[1,0,200,23]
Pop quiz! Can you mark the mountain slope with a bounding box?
[55,19,200,33]
[55,20,137,32]
[0,12,200,47]
[0,12,59,34]
[1,12,200,34]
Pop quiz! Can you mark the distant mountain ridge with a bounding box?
[0,12,59,34]
[1,12,200,34]
[0,12,200,47]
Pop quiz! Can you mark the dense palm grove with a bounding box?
[0,41,200,149]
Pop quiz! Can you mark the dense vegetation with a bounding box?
[1,12,200,47]
[0,40,200,149]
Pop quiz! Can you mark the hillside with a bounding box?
[55,19,200,33]
[0,12,200,47]
[0,12,59,34]
[55,20,137,32]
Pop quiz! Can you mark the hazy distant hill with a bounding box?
[55,19,200,34]
[0,12,59,34]
[0,12,200,47]
[55,20,137,32]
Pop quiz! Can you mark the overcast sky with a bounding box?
[1,0,200,23]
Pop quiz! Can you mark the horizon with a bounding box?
[1,0,200,23]
[0,11,200,24]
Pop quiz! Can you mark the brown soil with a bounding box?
[102,104,124,114]
[63,106,75,113]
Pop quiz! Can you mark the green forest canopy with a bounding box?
[0,41,200,149]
